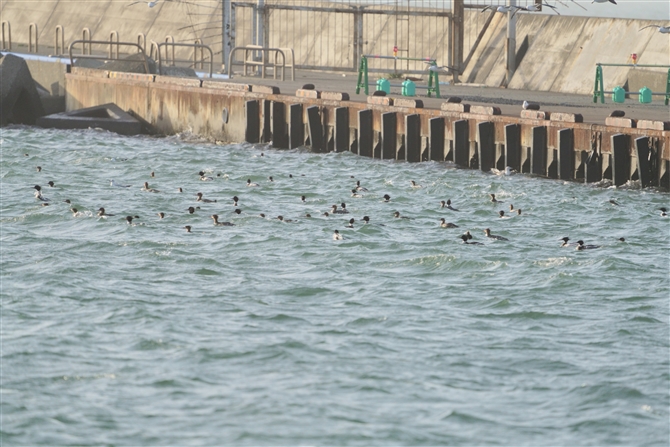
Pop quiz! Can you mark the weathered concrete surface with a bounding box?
[627,69,668,96]
[0,53,45,125]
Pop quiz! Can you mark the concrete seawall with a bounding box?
[2,0,668,95]
[64,67,670,189]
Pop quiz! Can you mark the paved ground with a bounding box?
[230,69,670,125]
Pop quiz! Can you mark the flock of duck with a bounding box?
[30,161,668,249]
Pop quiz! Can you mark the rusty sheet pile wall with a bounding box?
[66,67,669,190]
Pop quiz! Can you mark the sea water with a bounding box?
[1,126,668,445]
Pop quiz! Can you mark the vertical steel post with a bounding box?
[222,0,231,71]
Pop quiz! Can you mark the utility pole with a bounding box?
[222,0,231,71]
[506,0,517,85]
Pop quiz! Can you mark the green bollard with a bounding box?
[401,79,416,97]
[612,86,626,103]
[376,78,391,94]
[639,86,652,104]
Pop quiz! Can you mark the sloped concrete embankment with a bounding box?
[0,53,45,126]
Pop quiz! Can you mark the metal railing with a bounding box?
[109,31,120,59]
[68,40,151,74]
[82,28,92,55]
[594,63,670,106]
[227,45,293,81]
[156,41,214,77]
[1,21,10,51]
[54,25,65,56]
[28,22,38,53]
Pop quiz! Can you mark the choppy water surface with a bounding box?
[2,126,668,446]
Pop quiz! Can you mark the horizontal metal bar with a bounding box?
[596,63,670,68]
[234,2,451,17]
[363,55,436,62]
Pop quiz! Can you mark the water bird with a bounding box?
[440,218,458,228]
[499,210,511,219]
[211,214,234,226]
[232,196,239,206]
[177,187,183,193]
[460,234,483,245]
[560,237,577,247]
[277,215,293,222]
[259,213,266,218]
[443,199,459,211]
[393,211,410,219]
[184,225,192,233]
[47,181,55,187]
[516,209,522,216]
[71,208,84,217]
[247,179,259,187]
[63,199,71,204]
[484,228,508,241]
[268,176,274,182]
[516,3,559,14]
[346,218,355,228]
[333,230,344,240]
[301,195,307,202]
[592,0,616,4]
[609,199,621,206]
[187,206,198,214]
[110,179,131,188]
[150,171,155,178]
[576,240,600,250]
[410,180,422,188]
[383,194,391,202]
[509,204,515,211]
[97,207,115,217]
[618,237,625,242]
[490,193,502,203]
[141,182,159,192]
[350,189,363,198]
[340,203,349,213]
[233,209,242,215]
[639,25,670,34]
[322,211,329,217]
[355,180,368,192]
[659,207,668,217]
[196,192,217,203]
[157,212,165,219]
[522,100,541,110]
[36,166,42,172]
[198,171,213,181]
[33,185,49,201]
[305,213,312,218]
[491,166,516,176]
[125,216,137,225]
[481,5,515,14]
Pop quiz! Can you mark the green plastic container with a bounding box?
[612,86,625,103]
[639,86,652,104]
[401,79,416,97]
[376,78,391,94]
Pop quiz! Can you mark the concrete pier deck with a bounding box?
[235,69,669,125]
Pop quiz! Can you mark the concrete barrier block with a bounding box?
[605,117,637,128]
[71,67,109,78]
[550,112,583,123]
[367,96,394,106]
[394,98,424,108]
[0,54,45,125]
[201,81,250,91]
[250,85,280,94]
[296,89,320,99]
[470,105,501,115]
[154,76,201,87]
[321,91,350,101]
[108,72,155,82]
[521,110,550,120]
[637,120,670,131]
[441,102,470,113]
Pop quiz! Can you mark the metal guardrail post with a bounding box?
[356,55,368,95]
[29,23,38,53]
[593,65,604,104]
[194,38,204,69]
[137,33,146,53]
[156,42,214,77]
[82,28,92,55]
[109,31,119,59]
[69,40,150,74]
[2,21,11,51]
[149,40,159,61]
[54,25,65,56]
[164,35,175,65]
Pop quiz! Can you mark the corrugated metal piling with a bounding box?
[64,68,670,190]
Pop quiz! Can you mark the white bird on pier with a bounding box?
[592,0,617,4]
[639,25,670,34]
[481,5,515,14]
[127,0,161,7]
[514,3,560,16]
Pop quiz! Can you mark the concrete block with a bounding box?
[71,67,109,78]
[154,76,202,87]
[201,81,249,91]
[296,89,320,98]
[367,96,394,106]
[637,120,670,131]
[394,98,424,108]
[521,110,550,120]
[470,105,501,115]
[250,85,280,94]
[0,53,45,125]
[605,117,637,128]
[108,72,155,82]
[550,112,583,123]
[441,102,470,113]
[321,91,350,101]
[36,103,141,135]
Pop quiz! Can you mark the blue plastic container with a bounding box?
[401,79,416,97]
[612,86,625,103]
[376,78,391,95]
[639,87,652,104]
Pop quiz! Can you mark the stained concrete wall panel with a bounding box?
[509,16,588,92]
[637,24,670,73]
[461,13,505,84]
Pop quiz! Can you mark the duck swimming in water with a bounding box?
[333,230,344,240]
[33,185,49,202]
[460,234,483,245]
[199,171,213,181]
[490,193,502,203]
[211,214,234,226]
[484,228,508,241]
[246,179,259,187]
[355,180,369,192]
[439,218,458,228]
[196,192,217,203]
[383,194,391,202]
[97,207,115,217]
[576,240,600,250]
[141,182,159,193]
